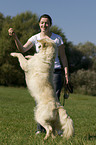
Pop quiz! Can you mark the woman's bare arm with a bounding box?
[8,28,33,53]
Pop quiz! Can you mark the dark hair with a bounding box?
[39,14,52,26]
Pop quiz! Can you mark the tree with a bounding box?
[0,13,4,34]
[77,41,96,58]
[0,12,39,86]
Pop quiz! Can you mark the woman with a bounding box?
[8,14,69,134]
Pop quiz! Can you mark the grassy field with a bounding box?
[0,86,96,145]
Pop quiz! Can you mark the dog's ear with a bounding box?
[37,39,45,44]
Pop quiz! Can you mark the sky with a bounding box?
[0,0,96,45]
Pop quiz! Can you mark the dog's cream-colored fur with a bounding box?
[11,38,74,140]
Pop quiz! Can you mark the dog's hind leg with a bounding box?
[37,120,53,140]
[10,53,28,71]
[44,124,56,139]
[44,124,53,140]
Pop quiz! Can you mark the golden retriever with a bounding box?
[11,38,74,140]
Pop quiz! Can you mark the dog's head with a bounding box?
[37,38,56,51]
[37,38,57,63]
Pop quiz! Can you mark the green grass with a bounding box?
[0,86,96,145]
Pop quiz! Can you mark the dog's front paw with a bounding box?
[25,55,32,59]
[10,52,17,57]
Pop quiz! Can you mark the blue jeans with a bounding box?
[53,69,63,100]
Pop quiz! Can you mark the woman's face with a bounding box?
[39,17,51,33]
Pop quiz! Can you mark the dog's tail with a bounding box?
[58,107,74,139]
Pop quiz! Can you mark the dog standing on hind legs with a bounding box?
[10,38,74,140]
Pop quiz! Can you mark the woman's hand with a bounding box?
[8,28,14,36]
[8,28,17,39]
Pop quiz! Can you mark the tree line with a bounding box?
[0,11,96,96]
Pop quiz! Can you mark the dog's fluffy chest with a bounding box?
[27,50,55,74]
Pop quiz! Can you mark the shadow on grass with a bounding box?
[85,133,96,141]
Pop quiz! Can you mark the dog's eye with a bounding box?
[38,45,41,48]
[43,43,47,47]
